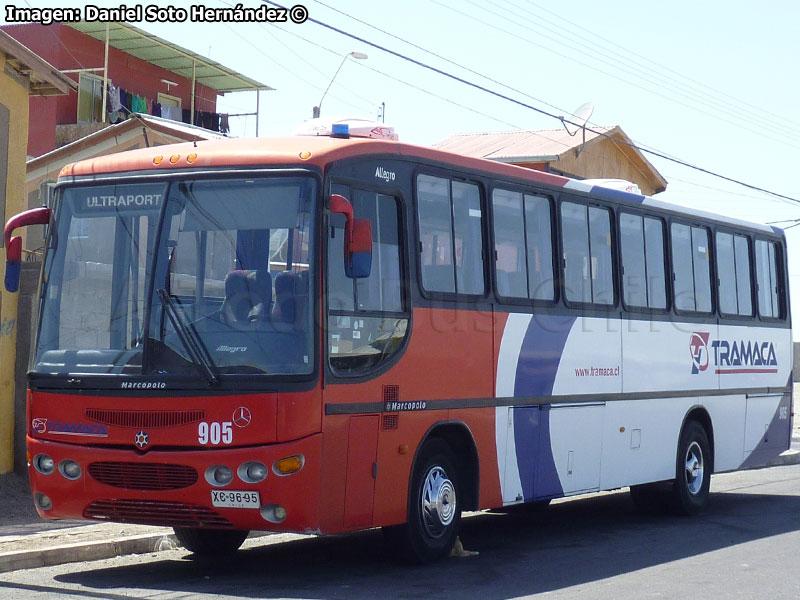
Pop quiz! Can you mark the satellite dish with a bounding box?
[562,102,594,136]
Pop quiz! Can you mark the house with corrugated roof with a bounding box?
[1,21,271,158]
[434,125,667,196]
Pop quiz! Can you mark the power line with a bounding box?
[435,0,800,151]
[262,0,800,206]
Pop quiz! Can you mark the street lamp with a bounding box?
[312,51,368,118]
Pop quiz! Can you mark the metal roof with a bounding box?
[433,127,615,161]
[66,22,273,93]
[0,30,76,96]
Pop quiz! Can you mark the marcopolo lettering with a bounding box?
[385,401,427,411]
[121,381,167,389]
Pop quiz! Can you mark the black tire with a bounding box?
[670,420,712,515]
[173,527,249,556]
[390,438,462,563]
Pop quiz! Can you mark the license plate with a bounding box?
[210,490,260,509]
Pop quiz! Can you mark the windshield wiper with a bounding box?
[156,288,219,386]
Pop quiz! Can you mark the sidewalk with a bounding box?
[2,411,800,574]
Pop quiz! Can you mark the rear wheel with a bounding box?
[389,438,461,563]
[173,527,249,556]
[670,420,711,515]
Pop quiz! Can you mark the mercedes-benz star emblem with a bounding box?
[134,431,150,449]
[232,407,252,428]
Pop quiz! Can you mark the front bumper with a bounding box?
[27,433,322,533]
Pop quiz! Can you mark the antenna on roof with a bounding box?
[560,102,594,157]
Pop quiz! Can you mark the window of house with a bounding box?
[77,74,104,123]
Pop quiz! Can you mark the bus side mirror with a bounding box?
[4,207,51,292]
[330,194,372,278]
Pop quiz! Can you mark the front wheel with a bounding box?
[671,421,711,515]
[390,438,461,563]
[173,527,249,556]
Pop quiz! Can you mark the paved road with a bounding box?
[2,464,800,600]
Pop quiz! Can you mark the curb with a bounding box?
[0,532,176,574]
[770,449,800,467]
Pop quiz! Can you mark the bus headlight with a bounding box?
[205,465,234,486]
[59,459,82,480]
[33,454,55,475]
[238,461,268,483]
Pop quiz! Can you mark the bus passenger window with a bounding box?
[717,232,753,317]
[417,174,484,295]
[620,214,666,309]
[560,201,613,305]
[492,189,527,298]
[755,239,782,318]
[525,194,554,301]
[671,223,712,313]
[491,189,554,301]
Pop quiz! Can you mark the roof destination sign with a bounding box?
[66,183,167,216]
[84,193,163,209]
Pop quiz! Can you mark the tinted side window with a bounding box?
[492,189,555,301]
[620,213,646,307]
[734,235,753,316]
[417,175,485,295]
[716,232,737,315]
[756,239,782,318]
[644,217,667,309]
[561,201,613,305]
[671,223,711,313]
[525,194,554,301]
[417,175,455,293]
[717,232,753,317]
[492,189,527,298]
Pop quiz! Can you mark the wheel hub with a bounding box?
[685,441,704,495]
[420,466,456,538]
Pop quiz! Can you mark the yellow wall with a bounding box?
[0,49,32,474]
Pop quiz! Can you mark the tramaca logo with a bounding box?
[690,332,710,374]
[690,331,778,375]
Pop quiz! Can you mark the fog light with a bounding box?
[238,461,267,483]
[35,493,52,511]
[59,459,82,480]
[205,465,234,487]
[260,504,286,523]
[273,455,304,476]
[33,454,55,475]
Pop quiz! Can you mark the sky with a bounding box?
[4,0,800,325]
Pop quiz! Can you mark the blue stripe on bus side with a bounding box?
[514,314,576,397]
[511,314,575,501]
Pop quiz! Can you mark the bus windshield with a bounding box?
[34,175,316,380]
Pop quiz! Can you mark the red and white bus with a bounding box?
[5,119,792,562]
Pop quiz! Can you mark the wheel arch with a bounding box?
[415,420,480,511]
[681,405,715,472]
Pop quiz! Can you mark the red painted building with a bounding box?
[1,22,270,157]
